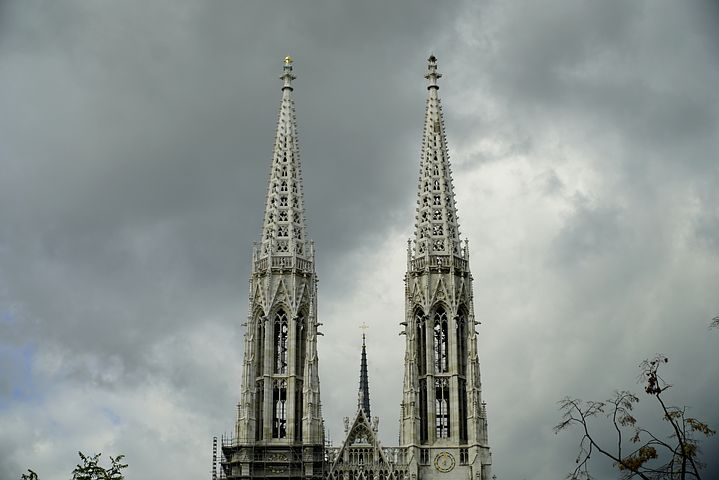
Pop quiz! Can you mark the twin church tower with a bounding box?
[218,56,492,480]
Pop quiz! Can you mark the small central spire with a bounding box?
[358,333,371,418]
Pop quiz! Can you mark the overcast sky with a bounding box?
[1,1,718,479]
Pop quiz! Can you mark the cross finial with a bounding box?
[359,322,370,345]
[425,54,442,90]
[280,55,296,90]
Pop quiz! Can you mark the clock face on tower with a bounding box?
[434,452,456,473]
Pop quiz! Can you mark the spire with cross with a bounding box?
[258,55,310,260]
[358,324,371,418]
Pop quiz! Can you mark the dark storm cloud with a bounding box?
[0,1,463,477]
[1,1,718,479]
[0,0,456,367]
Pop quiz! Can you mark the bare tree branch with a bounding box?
[556,356,714,480]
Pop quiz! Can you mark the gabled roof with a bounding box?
[328,408,391,474]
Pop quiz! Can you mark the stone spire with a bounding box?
[357,334,371,418]
[259,55,310,259]
[413,54,462,257]
[400,55,492,480]
[225,57,325,480]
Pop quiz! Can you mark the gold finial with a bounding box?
[284,55,293,65]
[359,322,369,333]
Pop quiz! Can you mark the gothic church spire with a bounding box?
[226,57,325,480]
[259,56,310,259]
[413,55,462,257]
[400,55,492,480]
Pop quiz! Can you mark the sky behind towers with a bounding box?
[1,1,718,479]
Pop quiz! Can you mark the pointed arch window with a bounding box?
[416,311,427,376]
[416,310,429,445]
[433,307,449,373]
[457,311,467,377]
[295,313,306,377]
[254,315,265,441]
[457,311,469,442]
[274,309,289,374]
[256,316,265,378]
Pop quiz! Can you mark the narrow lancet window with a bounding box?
[433,307,449,373]
[255,317,265,378]
[457,311,469,442]
[416,311,426,376]
[459,378,468,443]
[255,380,264,440]
[295,313,306,377]
[419,378,428,444]
[272,380,287,438]
[435,377,450,438]
[457,311,467,377]
[294,383,303,441]
[274,309,289,374]
[416,309,429,445]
